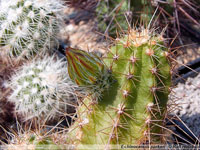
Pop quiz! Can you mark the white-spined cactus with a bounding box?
[0,0,64,59]
[7,55,79,121]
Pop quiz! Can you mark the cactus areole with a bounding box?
[66,28,171,148]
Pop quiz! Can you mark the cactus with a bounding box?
[66,28,171,147]
[96,0,129,37]
[5,130,64,150]
[96,0,153,37]
[0,0,64,59]
[6,55,79,121]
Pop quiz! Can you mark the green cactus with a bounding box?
[66,28,171,147]
[96,0,154,37]
[96,0,129,37]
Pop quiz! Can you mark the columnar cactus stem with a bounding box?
[66,28,171,148]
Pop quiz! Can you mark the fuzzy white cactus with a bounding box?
[7,55,79,121]
[0,0,65,59]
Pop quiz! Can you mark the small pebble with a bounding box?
[169,73,200,137]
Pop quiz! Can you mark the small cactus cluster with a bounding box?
[66,28,171,147]
[6,55,79,121]
[0,0,64,59]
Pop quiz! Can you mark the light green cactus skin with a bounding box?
[67,29,171,148]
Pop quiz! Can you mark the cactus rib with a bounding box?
[66,28,171,148]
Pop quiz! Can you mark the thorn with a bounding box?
[110,133,116,139]
[130,55,138,64]
[113,54,119,61]
[143,130,148,136]
[150,86,157,93]
[147,102,154,111]
[145,48,154,56]
[149,40,157,46]
[145,116,151,124]
[146,102,157,119]
[122,90,129,98]
[123,41,131,48]
[150,67,157,75]
[117,104,125,115]
[126,72,134,80]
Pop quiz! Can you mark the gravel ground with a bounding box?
[169,73,200,137]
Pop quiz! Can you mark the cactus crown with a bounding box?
[7,55,79,121]
[0,0,64,59]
